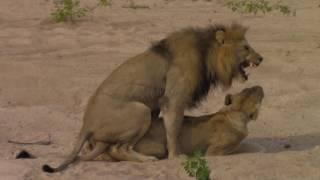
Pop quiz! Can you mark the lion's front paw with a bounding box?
[142,156,159,162]
[148,156,159,161]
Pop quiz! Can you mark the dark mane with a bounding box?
[150,25,228,107]
[150,39,173,61]
[191,25,226,106]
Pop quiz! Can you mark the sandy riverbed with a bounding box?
[0,0,320,179]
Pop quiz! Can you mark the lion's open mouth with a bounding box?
[239,61,259,80]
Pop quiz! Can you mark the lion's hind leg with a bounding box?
[80,141,109,161]
[126,144,158,162]
[106,101,159,162]
[84,138,115,161]
[109,143,158,162]
[119,102,158,162]
[134,138,167,159]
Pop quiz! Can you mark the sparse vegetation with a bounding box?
[224,0,296,16]
[52,0,109,22]
[182,151,211,180]
[52,0,87,22]
[122,0,150,9]
[99,0,110,7]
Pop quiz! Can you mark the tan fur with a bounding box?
[42,24,263,173]
[114,86,264,159]
[160,24,263,158]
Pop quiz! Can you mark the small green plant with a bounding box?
[99,0,110,6]
[122,0,150,9]
[182,150,211,180]
[52,0,109,22]
[224,0,295,16]
[274,3,295,16]
[52,0,87,22]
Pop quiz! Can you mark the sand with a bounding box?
[0,0,320,179]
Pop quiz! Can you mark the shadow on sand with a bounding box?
[235,132,320,154]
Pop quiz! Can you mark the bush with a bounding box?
[224,0,295,16]
[182,151,211,180]
[52,0,109,22]
[52,0,87,22]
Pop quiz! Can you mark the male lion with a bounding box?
[43,23,263,173]
[95,85,264,160]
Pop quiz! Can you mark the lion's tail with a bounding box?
[42,129,92,173]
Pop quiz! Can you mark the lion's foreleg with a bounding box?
[162,67,188,159]
[162,104,184,159]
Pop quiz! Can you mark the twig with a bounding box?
[8,135,51,145]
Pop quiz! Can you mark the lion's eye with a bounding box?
[244,45,250,51]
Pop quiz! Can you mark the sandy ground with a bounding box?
[1,0,320,179]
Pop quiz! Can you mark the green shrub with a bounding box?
[224,0,295,16]
[99,0,110,6]
[182,151,211,180]
[52,0,109,22]
[52,0,87,22]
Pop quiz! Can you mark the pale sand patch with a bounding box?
[0,0,320,179]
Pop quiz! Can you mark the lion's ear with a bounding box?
[216,30,225,44]
[224,94,233,105]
